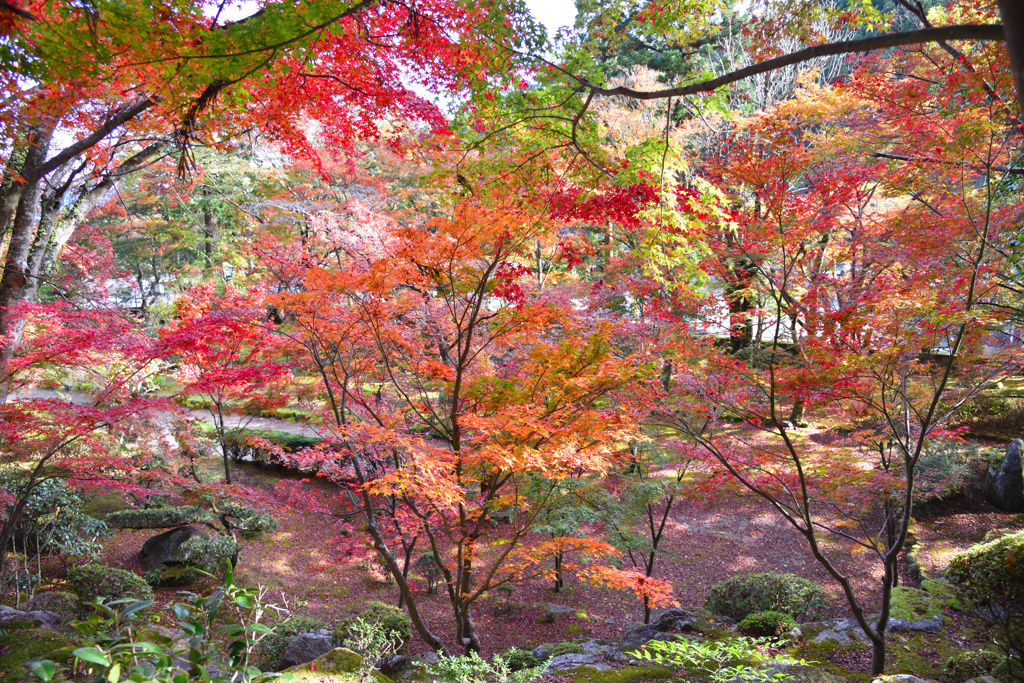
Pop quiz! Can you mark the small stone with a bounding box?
[581,639,609,656]
[545,603,576,615]
[531,646,551,661]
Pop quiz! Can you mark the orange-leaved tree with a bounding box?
[261,178,671,652]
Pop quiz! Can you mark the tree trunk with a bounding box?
[788,399,805,426]
[553,550,563,592]
[997,0,1024,114]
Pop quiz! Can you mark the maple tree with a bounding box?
[0,0,546,395]
[0,302,163,583]
[637,26,1021,672]
[246,136,677,652]
[155,283,288,484]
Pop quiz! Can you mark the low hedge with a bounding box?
[705,572,827,622]
[336,601,412,654]
[68,564,154,604]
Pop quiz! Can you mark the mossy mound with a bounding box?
[284,647,394,683]
[920,579,962,611]
[568,665,673,683]
[885,586,944,620]
[0,627,74,683]
[543,642,585,657]
[28,591,82,620]
[793,628,973,683]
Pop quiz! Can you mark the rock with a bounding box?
[488,508,515,524]
[379,654,407,673]
[284,646,393,683]
[872,675,939,683]
[831,618,859,632]
[764,663,853,683]
[813,630,852,647]
[581,639,610,657]
[0,606,63,630]
[531,645,551,661]
[418,652,440,665]
[618,625,676,651]
[984,439,1024,512]
[888,614,943,633]
[280,629,336,668]
[965,677,1001,683]
[651,608,696,632]
[545,653,612,673]
[27,591,80,620]
[138,525,210,573]
[546,603,577,615]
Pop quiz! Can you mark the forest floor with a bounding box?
[87,418,1024,658]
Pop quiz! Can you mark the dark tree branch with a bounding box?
[872,151,1024,175]
[578,25,1004,101]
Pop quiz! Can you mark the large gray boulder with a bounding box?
[0,605,63,630]
[984,439,1024,512]
[280,629,336,669]
[545,654,612,672]
[139,525,210,573]
[618,607,699,651]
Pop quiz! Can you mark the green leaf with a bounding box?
[122,600,155,617]
[107,662,122,682]
[26,659,56,682]
[73,647,111,666]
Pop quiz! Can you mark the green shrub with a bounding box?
[106,505,213,529]
[337,601,411,654]
[424,650,546,683]
[415,552,443,594]
[914,440,977,504]
[177,535,240,572]
[106,501,276,539]
[704,572,826,622]
[941,650,1002,683]
[736,611,797,638]
[964,395,1024,440]
[949,531,1024,679]
[29,566,283,683]
[502,647,540,672]
[253,615,331,671]
[632,636,806,683]
[67,564,154,603]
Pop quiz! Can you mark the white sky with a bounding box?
[215,0,577,36]
[210,0,579,108]
[525,0,578,36]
